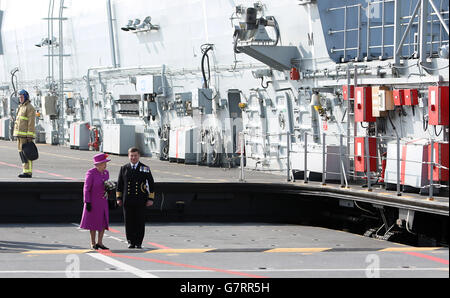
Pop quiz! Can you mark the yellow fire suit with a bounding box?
[13,100,36,174]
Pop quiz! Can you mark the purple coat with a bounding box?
[79,168,109,231]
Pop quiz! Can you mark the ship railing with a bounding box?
[239,131,448,200]
[326,0,449,63]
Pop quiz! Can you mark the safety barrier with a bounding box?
[239,131,449,200]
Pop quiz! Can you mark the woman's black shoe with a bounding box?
[91,244,99,250]
[96,244,109,250]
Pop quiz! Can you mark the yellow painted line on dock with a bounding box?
[23,249,93,255]
[203,179,229,182]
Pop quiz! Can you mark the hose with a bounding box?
[233,31,241,54]
[10,68,20,105]
[434,125,442,137]
[9,68,20,139]
[201,44,214,89]
[11,68,19,93]
[387,111,398,138]
[266,16,281,46]
[261,77,271,89]
[422,113,428,132]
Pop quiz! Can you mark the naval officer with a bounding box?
[116,147,155,248]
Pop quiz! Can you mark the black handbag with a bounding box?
[107,190,118,210]
[22,141,39,161]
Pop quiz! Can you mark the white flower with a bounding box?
[104,180,117,191]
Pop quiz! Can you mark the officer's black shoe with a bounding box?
[18,173,32,178]
[136,245,142,249]
[128,244,136,249]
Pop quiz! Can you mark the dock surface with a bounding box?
[0,223,448,278]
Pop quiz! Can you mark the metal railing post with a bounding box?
[239,132,245,182]
[340,134,344,188]
[419,0,429,66]
[287,132,291,182]
[429,139,434,200]
[393,0,402,66]
[357,4,361,61]
[396,135,402,196]
[343,5,348,61]
[366,3,371,59]
[304,131,308,184]
[322,132,326,185]
[365,135,372,192]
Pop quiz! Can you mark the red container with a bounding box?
[290,68,300,81]
[428,86,449,126]
[404,89,418,105]
[343,85,354,100]
[354,137,377,172]
[354,87,376,122]
[393,89,405,106]
[428,142,449,182]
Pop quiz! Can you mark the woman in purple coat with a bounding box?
[80,153,111,250]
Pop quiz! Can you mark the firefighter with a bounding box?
[13,89,36,178]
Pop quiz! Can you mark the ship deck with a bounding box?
[0,140,448,216]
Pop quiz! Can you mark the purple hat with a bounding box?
[93,153,111,165]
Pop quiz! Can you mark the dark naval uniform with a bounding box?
[116,162,155,247]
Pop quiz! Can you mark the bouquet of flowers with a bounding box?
[104,180,118,209]
[104,180,117,192]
